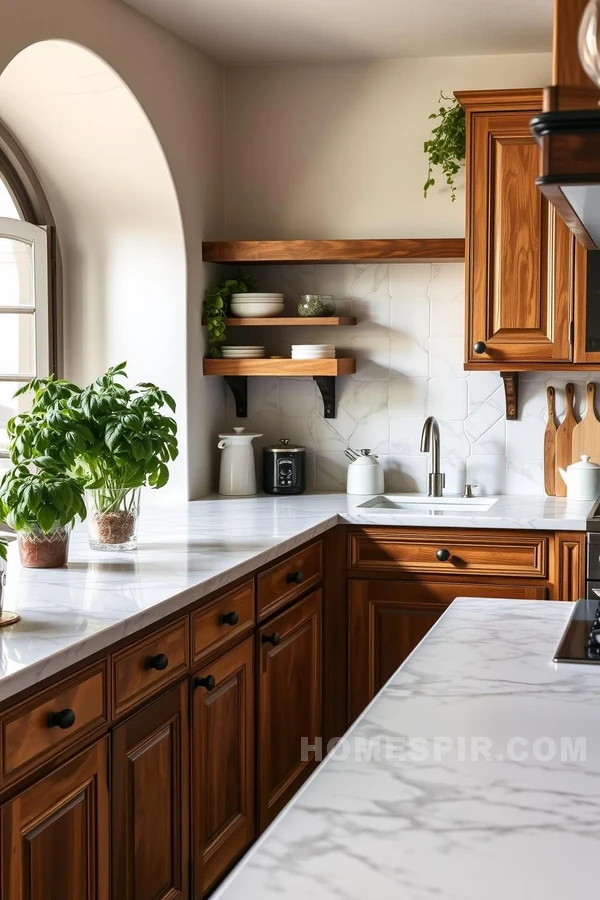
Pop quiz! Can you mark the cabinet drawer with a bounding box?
[112,617,189,718]
[192,580,255,665]
[257,541,322,619]
[0,661,108,786]
[348,529,549,579]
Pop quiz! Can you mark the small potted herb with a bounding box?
[9,364,178,551]
[0,466,86,568]
[204,274,256,357]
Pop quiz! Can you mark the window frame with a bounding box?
[0,120,60,462]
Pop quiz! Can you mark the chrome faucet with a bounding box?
[420,416,445,497]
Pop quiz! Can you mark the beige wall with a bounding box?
[224,53,552,239]
[0,0,225,499]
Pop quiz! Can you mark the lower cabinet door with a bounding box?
[191,637,255,898]
[1,738,110,900]
[112,682,189,900]
[258,588,322,832]
[348,579,547,722]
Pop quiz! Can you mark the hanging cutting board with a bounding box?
[572,382,600,465]
[555,383,577,497]
[544,386,557,497]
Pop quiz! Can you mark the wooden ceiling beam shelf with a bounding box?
[202,239,465,265]
[203,357,356,418]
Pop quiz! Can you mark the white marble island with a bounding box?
[213,597,600,900]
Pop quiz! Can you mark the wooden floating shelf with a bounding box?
[224,316,356,326]
[203,358,356,376]
[203,239,465,265]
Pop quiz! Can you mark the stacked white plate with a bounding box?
[230,293,284,317]
[291,344,336,360]
[221,346,266,359]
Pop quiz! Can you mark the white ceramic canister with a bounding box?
[558,455,600,501]
[218,427,263,496]
[346,449,385,495]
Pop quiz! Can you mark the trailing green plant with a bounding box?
[8,362,178,494]
[203,273,256,357]
[0,465,86,534]
[423,93,466,202]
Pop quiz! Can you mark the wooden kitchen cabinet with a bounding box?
[457,89,574,368]
[348,579,547,722]
[192,637,255,898]
[258,588,322,831]
[1,738,110,900]
[112,682,190,900]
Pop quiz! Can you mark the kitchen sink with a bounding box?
[355,494,499,514]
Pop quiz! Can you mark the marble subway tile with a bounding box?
[427,378,468,420]
[388,376,427,418]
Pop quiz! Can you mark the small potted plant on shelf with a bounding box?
[0,466,86,568]
[8,363,178,551]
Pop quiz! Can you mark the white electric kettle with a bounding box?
[558,455,600,501]
[218,427,262,496]
[345,448,385,495]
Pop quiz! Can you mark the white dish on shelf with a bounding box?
[230,293,283,300]
[230,302,284,317]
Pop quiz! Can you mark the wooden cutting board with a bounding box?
[544,386,557,497]
[572,382,600,465]
[555,382,577,497]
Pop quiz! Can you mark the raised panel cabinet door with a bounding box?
[462,95,573,365]
[258,589,322,832]
[1,738,110,900]
[348,580,547,723]
[112,682,189,900]
[191,637,254,898]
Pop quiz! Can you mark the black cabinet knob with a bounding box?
[48,708,76,730]
[436,548,451,562]
[195,674,216,691]
[262,632,281,646]
[146,653,169,671]
[220,611,239,626]
[286,571,304,584]
[473,341,487,355]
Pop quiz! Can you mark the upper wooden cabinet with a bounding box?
[457,89,575,369]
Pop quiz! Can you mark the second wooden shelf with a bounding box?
[224,316,356,326]
[203,358,356,376]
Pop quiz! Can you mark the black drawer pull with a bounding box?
[286,571,304,584]
[436,548,451,562]
[220,611,239,626]
[262,632,281,647]
[473,341,487,354]
[48,708,76,730]
[195,674,216,691]
[145,653,169,671]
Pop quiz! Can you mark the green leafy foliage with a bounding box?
[203,273,256,357]
[423,93,466,202]
[0,466,86,534]
[0,538,7,562]
[8,363,178,494]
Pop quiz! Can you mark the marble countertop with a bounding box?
[213,597,600,900]
[0,492,593,704]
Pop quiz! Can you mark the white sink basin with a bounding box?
[355,494,499,514]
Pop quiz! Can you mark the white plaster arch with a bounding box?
[0,39,188,499]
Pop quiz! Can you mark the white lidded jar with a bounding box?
[346,449,385,495]
[558,455,600,502]
[218,427,263,496]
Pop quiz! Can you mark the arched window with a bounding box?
[0,123,56,464]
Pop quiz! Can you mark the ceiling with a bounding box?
[124,0,554,64]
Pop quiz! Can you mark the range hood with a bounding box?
[533,0,600,249]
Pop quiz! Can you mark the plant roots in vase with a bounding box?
[17,526,71,569]
[86,488,141,551]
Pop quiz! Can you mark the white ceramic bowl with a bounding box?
[230,293,283,300]
[230,302,284,317]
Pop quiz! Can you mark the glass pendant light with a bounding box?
[579,0,600,88]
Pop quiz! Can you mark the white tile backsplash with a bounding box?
[222,263,594,495]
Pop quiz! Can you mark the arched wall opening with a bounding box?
[0,39,188,499]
